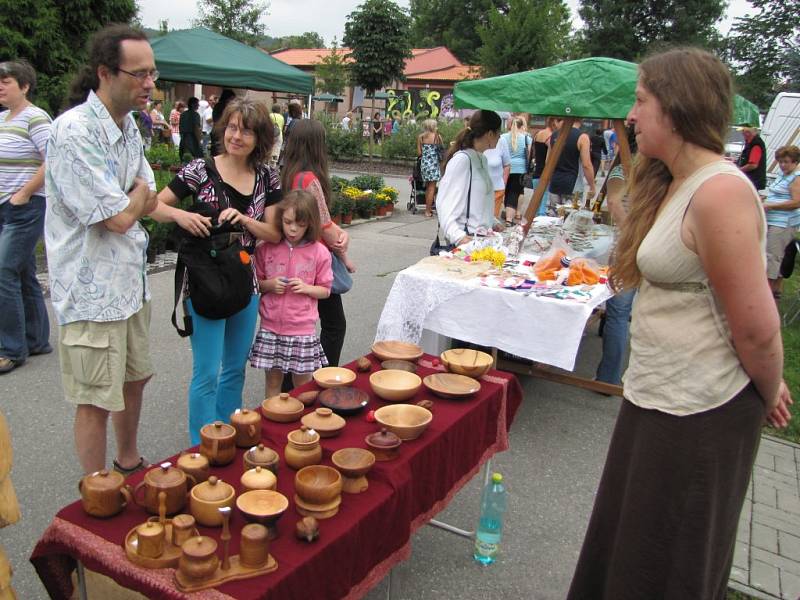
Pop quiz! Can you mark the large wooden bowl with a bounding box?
[423,373,481,399]
[319,387,370,416]
[374,404,433,441]
[313,367,357,389]
[381,360,418,373]
[332,448,376,478]
[371,341,423,362]
[236,490,289,526]
[440,349,493,378]
[369,370,422,402]
[294,465,342,505]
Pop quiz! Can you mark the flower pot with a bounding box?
[150,163,162,171]
[169,165,180,173]
[377,205,388,217]
[341,214,353,225]
[332,214,342,226]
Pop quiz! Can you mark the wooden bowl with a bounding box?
[440,349,493,378]
[332,448,376,478]
[422,373,481,399]
[369,370,422,402]
[371,340,423,362]
[313,367,357,389]
[374,404,433,441]
[318,387,370,416]
[236,490,289,525]
[294,465,343,505]
[381,360,418,373]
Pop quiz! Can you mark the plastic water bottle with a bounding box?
[473,472,507,564]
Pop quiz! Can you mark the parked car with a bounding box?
[725,127,745,163]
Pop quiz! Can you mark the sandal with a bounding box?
[425,211,433,218]
[113,456,149,476]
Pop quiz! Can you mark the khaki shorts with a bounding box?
[58,302,153,411]
[766,225,797,279]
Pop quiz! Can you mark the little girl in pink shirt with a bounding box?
[250,190,333,397]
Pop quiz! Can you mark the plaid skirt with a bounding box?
[249,329,328,374]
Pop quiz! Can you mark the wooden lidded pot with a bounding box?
[78,469,132,518]
[199,421,237,466]
[230,408,261,448]
[176,452,210,486]
[284,426,322,470]
[189,476,235,527]
[178,535,219,581]
[240,466,278,492]
[243,443,279,474]
[133,462,193,515]
[365,428,402,461]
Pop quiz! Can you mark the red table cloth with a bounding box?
[31,354,522,600]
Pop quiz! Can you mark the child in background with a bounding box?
[250,190,333,397]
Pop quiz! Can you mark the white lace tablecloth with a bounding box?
[375,262,612,371]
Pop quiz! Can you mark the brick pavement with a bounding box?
[731,435,800,599]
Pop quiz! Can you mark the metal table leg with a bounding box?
[385,569,393,600]
[76,561,88,600]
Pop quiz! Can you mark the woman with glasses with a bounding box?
[0,60,52,374]
[151,98,282,444]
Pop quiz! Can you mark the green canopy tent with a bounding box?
[150,28,314,95]
[733,94,760,127]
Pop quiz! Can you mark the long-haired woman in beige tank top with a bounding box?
[568,48,792,600]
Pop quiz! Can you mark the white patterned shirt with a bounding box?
[44,91,155,325]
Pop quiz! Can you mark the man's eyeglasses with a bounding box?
[118,68,160,82]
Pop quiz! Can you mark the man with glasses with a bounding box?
[44,25,158,475]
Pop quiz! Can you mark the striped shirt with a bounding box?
[0,105,51,204]
[765,169,800,228]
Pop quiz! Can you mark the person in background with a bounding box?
[391,116,400,135]
[568,47,792,599]
[341,111,352,131]
[590,128,605,176]
[417,119,444,218]
[281,118,354,366]
[372,111,382,145]
[138,102,153,151]
[501,117,532,226]
[45,25,159,474]
[0,60,52,374]
[548,118,596,206]
[210,89,236,155]
[485,128,511,219]
[269,104,284,168]
[531,117,555,216]
[250,190,332,398]
[436,110,501,248]
[178,96,202,161]
[738,125,768,190]
[762,145,800,301]
[201,94,217,155]
[150,100,169,143]
[280,100,303,165]
[151,98,281,445]
[169,100,184,146]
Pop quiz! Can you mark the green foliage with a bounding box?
[577,0,726,61]
[261,31,325,51]
[145,144,180,170]
[381,123,419,159]
[315,113,364,160]
[437,119,466,148]
[726,0,800,108]
[350,174,385,191]
[0,0,138,115]
[329,197,342,217]
[195,0,268,46]
[339,194,354,216]
[314,39,349,97]
[478,0,572,76]
[153,169,173,193]
[409,0,509,64]
[355,193,376,217]
[343,0,412,95]
[772,275,800,444]
[331,175,351,192]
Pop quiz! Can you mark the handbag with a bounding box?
[291,171,353,295]
[171,159,254,337]
[430,151,472,256]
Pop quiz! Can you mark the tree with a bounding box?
[344,0,412,159]
[0,0,138,115]
[259,31,325,52]
[410,0,509,64]
[195,0,268,46]
[727,0,800,108]
[578,0,726,61]
[477,0,572,76]
[314,40,349,97]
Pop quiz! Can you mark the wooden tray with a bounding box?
[422,373,481,399]
[175,553,278,592]
[124,520,192,569]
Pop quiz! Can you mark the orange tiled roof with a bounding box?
[408,64,480,82]
[404,47,461,76]
[268,47,352,65]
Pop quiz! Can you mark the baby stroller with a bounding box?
[407,157,429,214]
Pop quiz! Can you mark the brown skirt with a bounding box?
[567,384,763,600]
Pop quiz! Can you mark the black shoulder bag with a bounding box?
[430,151,473,255]
[171,159,254,337]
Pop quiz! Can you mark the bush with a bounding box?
[350,174,385,191]
[316,113,364,161]
[146,144,180,170]
[381,123,420,160]
[331,175,350,193]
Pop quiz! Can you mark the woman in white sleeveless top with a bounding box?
[568,48,792,600]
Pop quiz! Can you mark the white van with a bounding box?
[762,92,800,180]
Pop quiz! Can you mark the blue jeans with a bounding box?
[0,196,50,362]
[531,178,550,216]
[596,289,636,385]
[186,295,259,444]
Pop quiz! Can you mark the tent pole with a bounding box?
[308,94,312,118]
[522,117,575,236]
[613,119,632,179]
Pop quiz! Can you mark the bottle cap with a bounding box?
[491,472,503,483]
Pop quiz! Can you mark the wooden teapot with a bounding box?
[78,469,132,518]
[133,462,194,515]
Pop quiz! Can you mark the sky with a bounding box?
[137,0,755,45]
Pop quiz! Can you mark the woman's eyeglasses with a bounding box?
[226,123,255,138]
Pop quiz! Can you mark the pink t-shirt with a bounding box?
[254,239,333,336]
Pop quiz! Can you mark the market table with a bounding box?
[30,354,522,600]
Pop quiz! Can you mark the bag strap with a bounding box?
[171,252,193,338]
[203,158,231,211]
[292,171,315,190]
